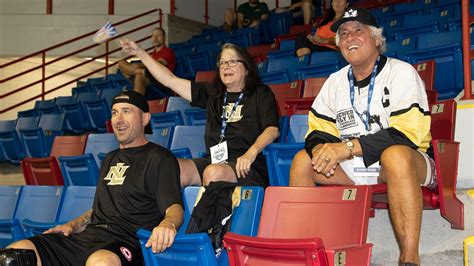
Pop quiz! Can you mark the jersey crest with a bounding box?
[223,103,243,123]
[104,163,130,185]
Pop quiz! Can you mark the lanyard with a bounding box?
[348,56,380,132]
[220,92,244,141]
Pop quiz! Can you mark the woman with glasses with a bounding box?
[120,40,279,188]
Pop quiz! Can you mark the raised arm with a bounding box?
[145,203,184,253]
[44,209,92,236]
[120,39,192,101]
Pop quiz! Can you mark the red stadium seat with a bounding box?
[148,98,168,114]
[21,135,88,186]
[224,186,373,266]
[195,70,217,83]
[284,77,328,116]
[269,80,304,116]
[247,44,277,63]
[289,24,313,35]
[302,77,328,98]
[371,99,463,229]
[413,60,436,91]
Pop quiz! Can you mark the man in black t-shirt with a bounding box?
[3,90,183,266]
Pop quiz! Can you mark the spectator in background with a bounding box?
[275,0,321,25]
[295,0,349,56]
[118,28,176,99]
[120,39,280,189]
[290,8,434,265]
[223,0,269,31]
[3,90,183,265]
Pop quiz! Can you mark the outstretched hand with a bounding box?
[120,39,141,56]
[44,222,77,236]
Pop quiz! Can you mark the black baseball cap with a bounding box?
[111,90,152,134]
[331,8,379,32]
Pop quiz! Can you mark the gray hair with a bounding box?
[335,24,387,54]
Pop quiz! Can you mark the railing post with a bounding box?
[47,0,52,14]
[170,0,175,16]
[461,0,473,100]
[42,52,46,100]
[275,0,279,8]
[204,0,209,24]
[159,8,163,28]
[105,41,110,76]
[108,0,115,15]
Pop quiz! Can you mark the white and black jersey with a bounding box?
[92,142,182,239]
[305,55,432,167]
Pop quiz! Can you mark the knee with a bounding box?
[202,165,226,185]
[289,150,311,179]
[86,250,121,266]
[380,145,414,169]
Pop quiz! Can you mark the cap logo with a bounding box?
[115,95,130,100]
[344,9,358,18]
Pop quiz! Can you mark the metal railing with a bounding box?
[461,0,473,100]
[0,9,163,114]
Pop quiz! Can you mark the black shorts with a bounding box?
[29,225,144,266]
[192,157,269,187]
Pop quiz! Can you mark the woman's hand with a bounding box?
[120,39,141,56]
[236,150,257,178]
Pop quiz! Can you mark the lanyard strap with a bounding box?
[349,56,380,132]
[220,92,244,140]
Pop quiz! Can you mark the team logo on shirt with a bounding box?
[223,103,243,123]
[336,108,358,130]
[104,163,129,185]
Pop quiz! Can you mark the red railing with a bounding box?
[462,0,473,100]
[0,9,163,114]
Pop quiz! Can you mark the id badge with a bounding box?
[210,141,228,164]
[353,157,380,177]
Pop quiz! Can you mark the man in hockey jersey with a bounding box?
[289,8,435,266]
[3,90,183,266]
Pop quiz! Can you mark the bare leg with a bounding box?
[379,145,427,265]
[133,70,149,96]
[178,158,202,187]
[8,240,42,266]
[86,249,121,266]
[301,1,313,25]
[202,164,237,186]
[289,150,353,186]
[224,8,236,27]
[117,60,140,78]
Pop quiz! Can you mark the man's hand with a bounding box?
[311,142,351,177]
[120,39,141,56]
[145,221,177,253]
[44,222,76,236]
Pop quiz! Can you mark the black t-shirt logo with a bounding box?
[104,163,130,185]
[336,108,357,130]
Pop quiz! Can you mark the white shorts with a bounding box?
[339,150,437,189]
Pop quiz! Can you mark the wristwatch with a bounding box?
[343,139,355,159]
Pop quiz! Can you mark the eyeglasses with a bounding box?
[217,59,244,68]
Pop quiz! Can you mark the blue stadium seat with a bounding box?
[23,186,96,237]
[0,186,63,246]
[288,114,308,143]
[83,133,119,167]
[0,186,22,247]
[59,153,100,186]
[17,108,39,118]
[385,37,415,59]
[82,95,112,132]
[263,143,304,186]
[72,84,95,95]
[0,119,25,164]
[166,96,202,120]
[260,12,292,44]
[184,109,207,126]
[264,55,310,82]
[137,186,264,266]
[17,114,65,158]
[149,110,185,149]
[295,60,341,80]
[170,125,206,158]
[35,99,61,115]
[278,115,289,144]
[184,51,214,80]
[59,92,96,133]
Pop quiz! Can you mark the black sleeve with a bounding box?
[257,84,279,130]
[359,127,418,167]
[190,81,214,109]
[304,130,341,158]
[156,155,183,216]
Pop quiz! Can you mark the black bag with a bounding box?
[186,181,238,254]
[0,249,37,266]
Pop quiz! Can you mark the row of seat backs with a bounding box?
[223,186,373,266]
[0,185,96,247]
[137,185,264,266]
[0,114,66,163]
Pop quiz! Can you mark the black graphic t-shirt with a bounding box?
[190,81,279,166]
[91,142,182,238]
